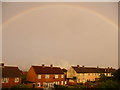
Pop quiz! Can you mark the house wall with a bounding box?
[36,74,65,88]
[76,73,100,83]
[67,67,77,78]
[76,73,112,83]
[2,77,21,88]
[67,67,112,83]
[27,67,65,88]
[27,67,37,83]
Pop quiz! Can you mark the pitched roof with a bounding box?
[72,66,116,73]
[2,66,22,77]
[62,68,67,72]
[32,66,64,74]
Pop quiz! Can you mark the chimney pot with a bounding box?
[50,64,53,67]
[42,64,45,67]
[1,63,4,67]
[82,65,84,67]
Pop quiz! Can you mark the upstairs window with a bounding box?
[38,75,41,79]
[2,78,9,83]
[61,75,64,78]
[55,75,58,78]
[15,77,19,83]
[45,75,49,79]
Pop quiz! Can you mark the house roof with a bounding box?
[32,66,64,74]
[62,68,67,72]
[72,66,116,73]
[2,66,22,77]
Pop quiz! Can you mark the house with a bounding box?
[27,64,65,88]
[67,65,115,83]
[1,63,22,88]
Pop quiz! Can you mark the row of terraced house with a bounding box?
[1,63,116,88]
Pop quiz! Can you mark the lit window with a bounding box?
[61,81,64,85]
[45,75,49,79]
[83,73,84,76]
[2,78,9,83]
[37,83,41,87]
[15,77,19,83]
[108,73,111,76]
[38,75,41,79]
[58,82,60,85]
[61,75,64,78]
[55,75,58,78]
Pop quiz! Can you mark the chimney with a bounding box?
[77,65,79,67]
[1,63,4,67]
[50,64,53,68]
[42,64,45,67]
[82,65,84,68]
[97,66,99,68]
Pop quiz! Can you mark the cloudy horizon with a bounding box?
[2,2,118,71]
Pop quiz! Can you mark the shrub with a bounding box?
[98,80,120,88]
[11,84,30,88]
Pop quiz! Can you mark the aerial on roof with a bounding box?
[72,65,116,73]
[32,65,64,74]
[2,66,22,77]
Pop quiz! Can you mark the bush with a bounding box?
[98,80,120,88]
[11,84,30,88]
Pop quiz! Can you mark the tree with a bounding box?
[21,74,27,84]
[98,80,120,88]
[11,84,30,88]
[72,76,77,83]
[112,68,120,82]
[99,73,107,82]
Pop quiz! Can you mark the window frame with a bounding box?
[14,77,19,83]
[2,78,9,83]
[45,75,49,79]
[55,75,58,78]
[38,75,41,79]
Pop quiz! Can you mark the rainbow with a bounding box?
[3,4,117,29]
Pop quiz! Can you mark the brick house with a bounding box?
[1,63,22,88]
[67,65,115,83]
[27,64,65,88]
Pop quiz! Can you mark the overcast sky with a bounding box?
[2,2,118,70]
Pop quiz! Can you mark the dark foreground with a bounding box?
[1,88,120,90]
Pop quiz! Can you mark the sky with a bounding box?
[2,2,118,70]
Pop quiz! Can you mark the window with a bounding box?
[37,83,41,87]
[83,73,84,76]
[15,77,19,83]
[61,75,64,78]
[61,81,64,85]
[38,75,41,79]
[2,78,9,83]
[45,75,49,79]
[57,82,60,85]
[55,75,58,78]
[65,81,67,85]
[108,73,111,76]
